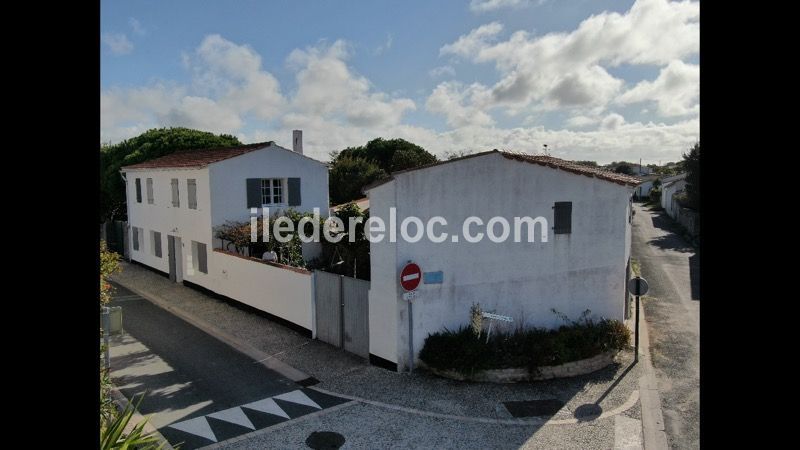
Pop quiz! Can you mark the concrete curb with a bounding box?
[637,303,669,450]
[421,351,620,383]
[112,275,312,383]
[108,386,174,450]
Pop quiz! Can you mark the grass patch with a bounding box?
[631,259,641,277]
[419,310,630,376]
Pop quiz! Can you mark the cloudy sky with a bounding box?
[101,0,699,164]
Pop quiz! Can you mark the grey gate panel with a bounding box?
[314,271,342,348]
[342,277,370,358]
[167,235,177,282]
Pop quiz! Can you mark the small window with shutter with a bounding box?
[192,241,208,274]
[132,227,140,251]
[146,178,154,204]
[171,178,180,207]
[187,179,197,210]
[151,231,162,258]
[553,201,572,234]
[135,178,142,203]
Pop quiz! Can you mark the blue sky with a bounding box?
[101,0,699,164]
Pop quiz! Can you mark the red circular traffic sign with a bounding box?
[400,263,422,291]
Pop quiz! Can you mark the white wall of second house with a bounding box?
[208,144,330,229]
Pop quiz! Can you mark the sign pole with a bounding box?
[408,300,414,373]
[634,294,640,363]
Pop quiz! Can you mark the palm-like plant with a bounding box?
[100,396,172,450]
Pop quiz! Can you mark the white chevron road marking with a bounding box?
[207,406,255,430]
[168,416,217,442]
[242,397,290,419]
[273,390,322,409]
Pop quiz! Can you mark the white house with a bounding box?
[660,173,687,218]
[635,174,660,199]
[119,132,329,332]
[363,150,641,371]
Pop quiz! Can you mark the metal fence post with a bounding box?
[102,306,111,370]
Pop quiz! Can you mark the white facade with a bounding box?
[661,178,687,218]
[120,141,328,331]
[366,152,635,370]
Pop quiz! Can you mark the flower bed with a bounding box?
[418,311,630,382]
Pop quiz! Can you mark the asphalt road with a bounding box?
[631,202,700,449]
[108,283,347,449]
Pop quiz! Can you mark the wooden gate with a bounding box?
[314,271,370,359]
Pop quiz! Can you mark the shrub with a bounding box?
[419,310,630,376]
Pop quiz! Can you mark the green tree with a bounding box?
[328,138,437,205]
[100,128,241,221]
[682,142,700,211]
[574,160,598,167]
[332,137,437,173]
[614,163,634,175]
[329,157,388,205]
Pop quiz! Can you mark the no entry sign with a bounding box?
[400,262,422,291]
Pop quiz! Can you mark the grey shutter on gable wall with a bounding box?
[246,179,261,208]
[553,201,572,234]
[288,178,301,206]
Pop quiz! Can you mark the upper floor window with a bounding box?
[171,178,180,207]
[187,179,198,210]
[146,178,154,204]
[261,178,284,205]
[246,178,301,208]
[135,178,142,203]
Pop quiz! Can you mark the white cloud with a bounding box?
[438,0,699,118]
[469,0,545,14]
[102,33,133,55]
[429,65,456,78]
[426,81,494,128]
[617,60,699,116]
[129,18,146,35]
[440,22,503,57]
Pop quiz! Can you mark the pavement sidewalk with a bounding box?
[111,260,644,428]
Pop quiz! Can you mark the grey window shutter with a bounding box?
[146,178,154,204]
[187,179,197,209]
[135,178,142,203]
[153,232,162,257]
[553,201,572,234]
[246,178,261,208]
[287,178,301,206]
[171,179,179,207]
[198,243,208,273]
[132,228,139,251]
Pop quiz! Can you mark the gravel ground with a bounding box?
[219,402,622,450]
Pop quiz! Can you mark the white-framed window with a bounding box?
[261,178,284,205]
[150,231,162,258]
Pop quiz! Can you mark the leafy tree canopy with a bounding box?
[100,128,241,221]
[574,160,598,167]
[682,141,700,211]
[328,138,437,205]
[614,163,634,175]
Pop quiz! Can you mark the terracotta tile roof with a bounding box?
[363,149,641,192]
[121,141,273,170]
[499,152,642,186]
[331,197,370,212]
